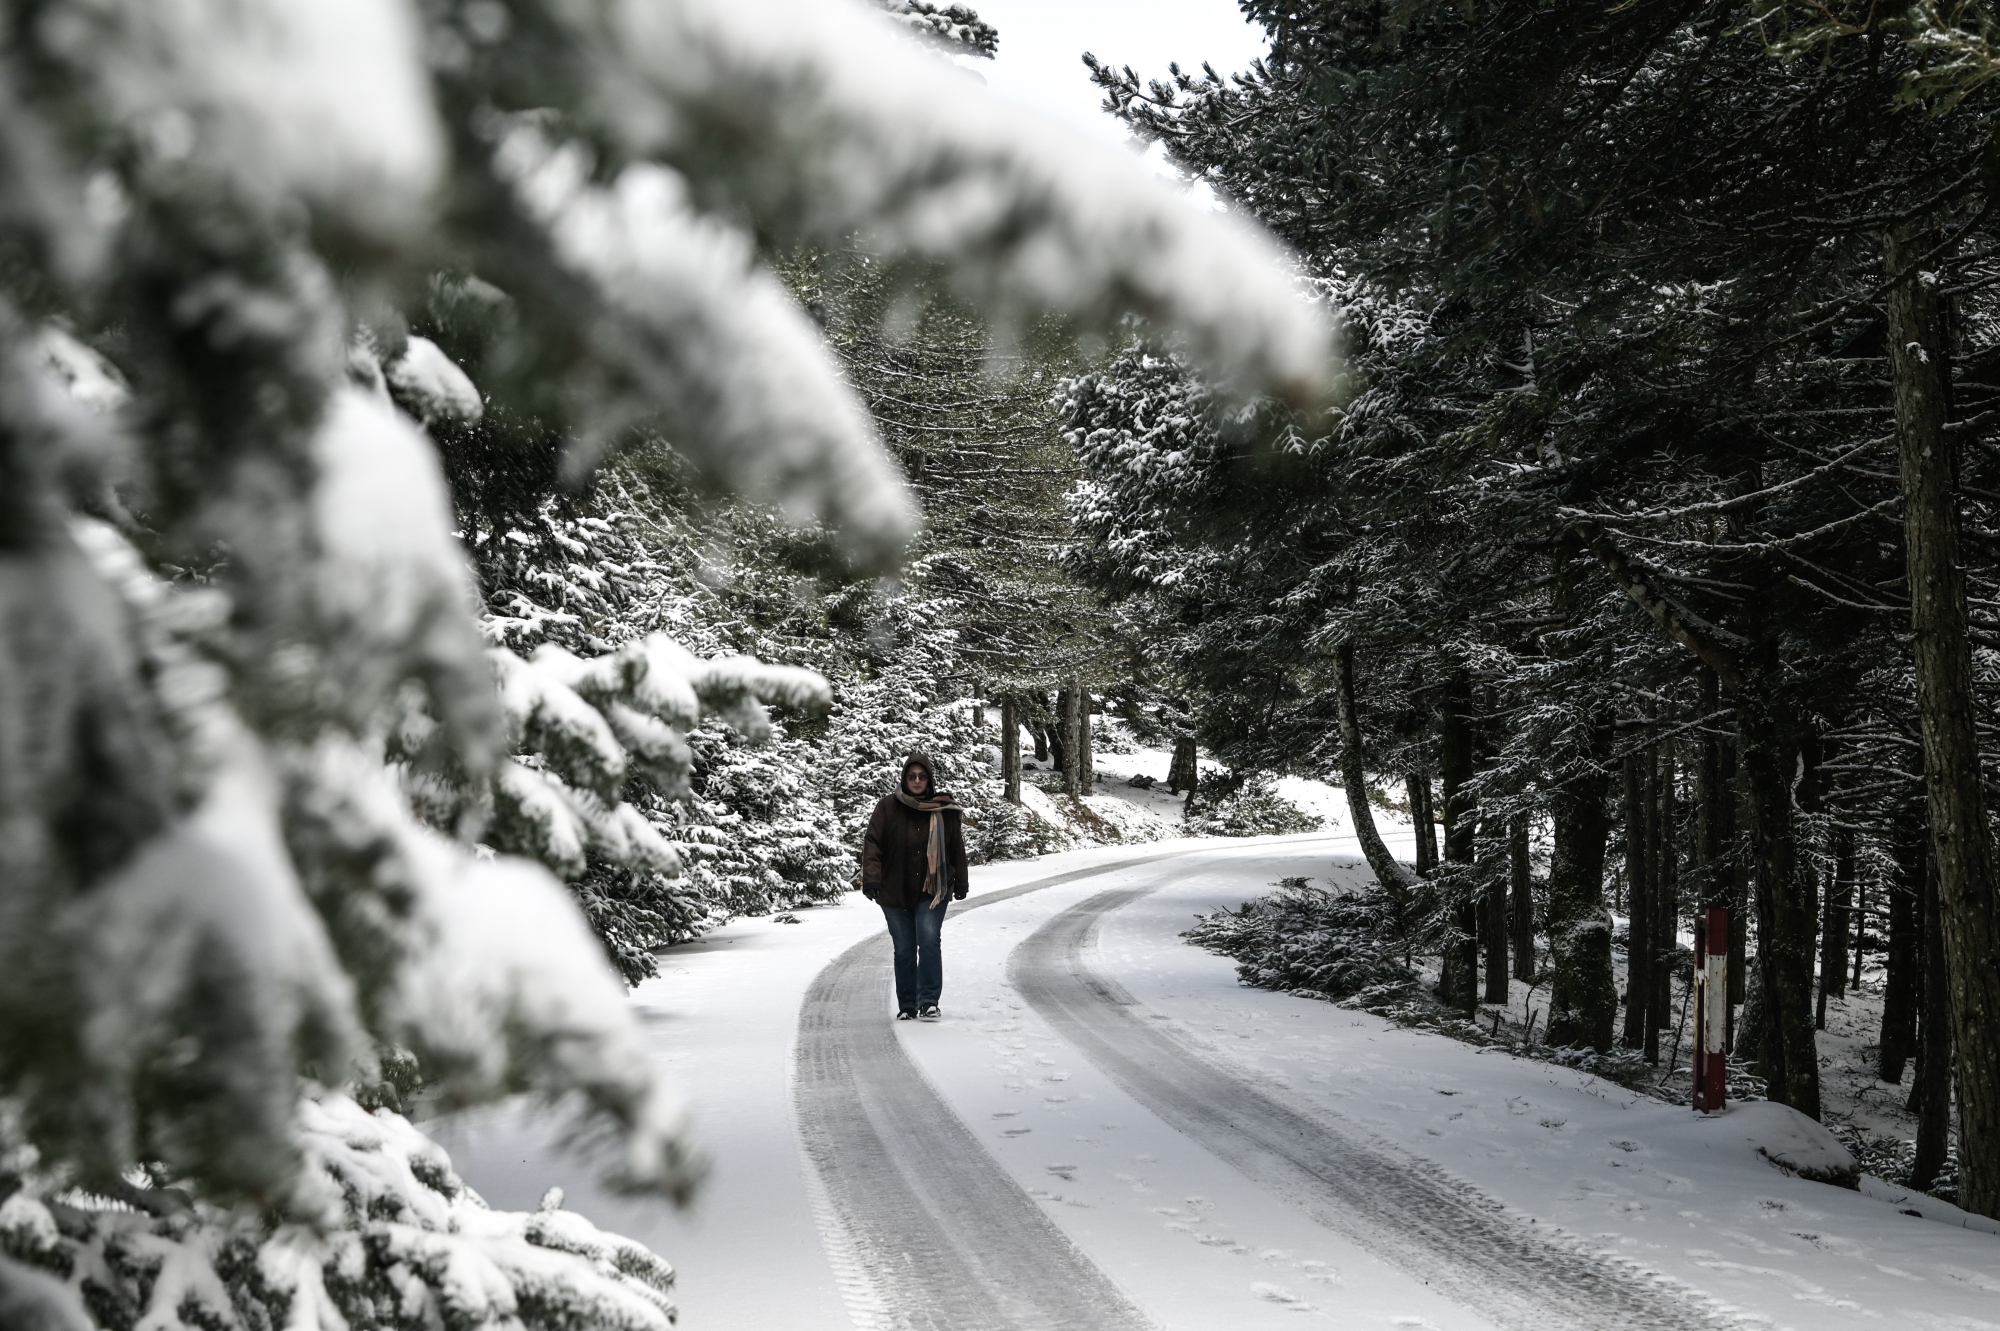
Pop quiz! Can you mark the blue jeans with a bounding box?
[881,900,948,1011]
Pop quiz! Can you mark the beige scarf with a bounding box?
[894,790,955,908]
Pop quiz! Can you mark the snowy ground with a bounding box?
[427,833,2000,1330]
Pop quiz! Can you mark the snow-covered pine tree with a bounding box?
[0,0,1331,1322]
[1083,0,2000,1209]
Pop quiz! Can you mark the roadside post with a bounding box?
[1692,907,1729,1112]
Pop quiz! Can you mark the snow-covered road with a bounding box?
[428,835,2000,1331]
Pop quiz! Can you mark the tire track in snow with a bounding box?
[793,854,1193,1331]
[1010,883,1727,1331]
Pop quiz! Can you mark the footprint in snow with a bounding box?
[1251,1282,1309,1307]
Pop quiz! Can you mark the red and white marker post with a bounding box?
[1692,907,1729,1112]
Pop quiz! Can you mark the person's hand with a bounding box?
[862,883,879,901]
[952,888,966,900]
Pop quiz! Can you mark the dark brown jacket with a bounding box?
[862,794,969,908]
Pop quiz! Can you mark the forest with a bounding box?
[1,0,1999,1328]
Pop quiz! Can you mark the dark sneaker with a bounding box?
[896,1009,917,1021]
[918,1004,940,1021]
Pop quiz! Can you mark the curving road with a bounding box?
[792,856,1185,1331]
[798,843,1727,1331]
[1007,879,1726,1331]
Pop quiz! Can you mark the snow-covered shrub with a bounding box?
[0,1092,676,1331]
[1185,877,1414,1000]
[1183,774,1324,837]
[1835,1129,1960,1203]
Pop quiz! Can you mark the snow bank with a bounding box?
[1857,1173,2000,1236]
[1710,1099,1860,1188]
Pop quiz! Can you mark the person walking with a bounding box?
[861,752,969,1021]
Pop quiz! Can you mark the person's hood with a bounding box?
[899,751,940,797]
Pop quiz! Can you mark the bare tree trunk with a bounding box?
[1651,741,1678,1065]
[1547,716,1616,1052]
[1818,827,1856,1027]
[1408,773,1436,876]
[1510,814,1536,982]
[1001,696,1022,804]
[1168,736,1198,796]
[1888,225,2000,1217]
[1740,688,1820,1119]
[1910,848,1954,1192]
[1439,672,1478,1017]
[1725,734,1747,1020]
[1854,873,1868,990]
[1335,640,1418,902]
[1880,820,1925,1084]
[1485,814,1511,1003]
[1079,686,1093,793]
[1622,748,1653,1051]
[1062,679,1083,799]
[1543,541,1617,1051]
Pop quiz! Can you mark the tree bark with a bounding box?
[1909,847,1954,1192]
[1062,679,1083,798]
[1079,686,1093,793]
[1408,773,1437,876]
[1544,540,1617,1051]
[1335,640,1419,902]
[1818,826,1856,1027]
[1547,717,1616,1052]
[1652,740,1678,1066]
[1439,672,1478,1017]
[1888,225,2000,1217]
[1168,736,1198,796]
[1001,696,1022,804]
[1739,690,1821,1119]
[1622,747,1653,1051]
[1485,814,1511,1004]
[1880,822,1924,1084]
[1510,813,1536,982]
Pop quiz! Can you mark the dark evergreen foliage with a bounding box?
[1063,0,2000,1215]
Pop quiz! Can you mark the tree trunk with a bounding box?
[1651,740,1678,1065]
[1818,826,1856,1027]
[1727,737,1748,1011]
[1408,773,1436,876]
[1909,847,1954,1192]
[1001,696,1022,804]
[1062,680,1083,799]
[1544,541,1617,1052]
[1335,640,1418,902]
[1168,736,1198,796]
[1854,873,1867,991]
[1510,813,1536,982]
[1439,672,1478,1017]
[1622,748,1653,1051]
[1079,686,1093,793]
[1739,690,1820,1119]
[1547,717,1616,1052]
[1485,815,1511,1004]
[1888,225,2000,1217]
[1880,821,1925,1084]
[1033,713,1049,763]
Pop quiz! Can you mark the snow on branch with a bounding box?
[874,0,1000,58]
[499,132,918,565]
[0,1091,677,1331]
[585,0,1336,407]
